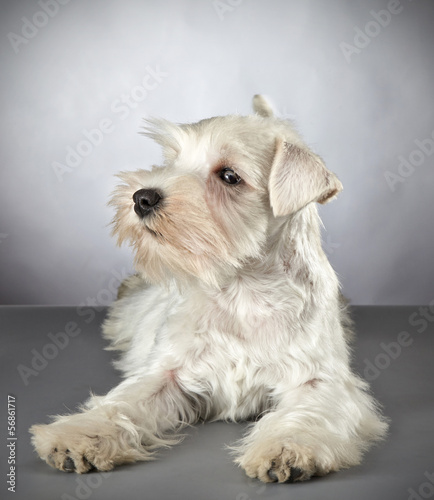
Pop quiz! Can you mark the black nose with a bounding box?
[133,189,162,217]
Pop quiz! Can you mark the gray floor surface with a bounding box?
[0,305,433,500]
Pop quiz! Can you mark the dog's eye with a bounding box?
[219,168,241,185]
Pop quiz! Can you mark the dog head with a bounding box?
[110,95,342,287]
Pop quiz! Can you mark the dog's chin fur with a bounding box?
[30,95,388,483]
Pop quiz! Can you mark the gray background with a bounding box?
[1,0,433,306]
[2,306,434,500]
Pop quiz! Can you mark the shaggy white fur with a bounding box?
[30,95,388,483]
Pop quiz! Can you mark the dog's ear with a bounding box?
[252,95,274,118]
[269,138,343,217]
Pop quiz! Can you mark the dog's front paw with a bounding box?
[30,422,115,473]
[238,443,323,483]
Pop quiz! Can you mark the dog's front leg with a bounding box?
[234,378,388,483]
[30,368,197,473]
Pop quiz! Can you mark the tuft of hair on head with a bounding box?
[252,94,274,118]
[140,117,185,163]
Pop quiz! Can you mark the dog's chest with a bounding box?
[203,272,293,339]
[151,278,311,417]
[176,274,297,363]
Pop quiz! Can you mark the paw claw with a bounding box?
[267,468,278,482]
[267,463,305,483]
[286,466,304,483]
[63,457,76,472]
[47,454,55,467]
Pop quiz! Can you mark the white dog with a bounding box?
[31,95,388,483]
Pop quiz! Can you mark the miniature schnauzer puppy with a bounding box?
[31,95,388,483]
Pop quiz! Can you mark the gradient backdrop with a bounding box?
[1,0,433,306]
